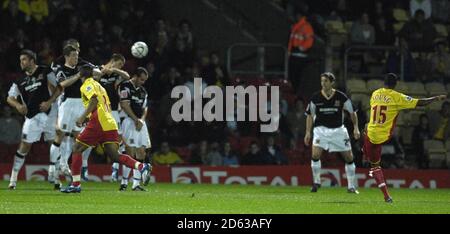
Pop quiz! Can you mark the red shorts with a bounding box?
[362,134,382,163]
[76,111,119,147]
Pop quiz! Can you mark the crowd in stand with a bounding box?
[1,0,450,169]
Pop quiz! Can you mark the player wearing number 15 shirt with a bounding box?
[60,65,151,193]
[364,73,446,203]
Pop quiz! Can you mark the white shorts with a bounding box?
[121,117,151,149]
[22,113,53,143]
[43,102,58,141]
[58,98,85,133]
[112,110,122,134]
[313,126,351,152]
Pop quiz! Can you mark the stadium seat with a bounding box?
[434,24,448,38]
[425,82,447,96]
[325,20,346,34]
[366,79,384,93]
[396,81,409,94]
[393,8,409,22]
[405,82,427,96]
[398,126,414,145]
[346,79,367,95]
[424,140,446,168]
[396,112,407,127]
[344,21,353,33]
[351,93,370,111]
[426,99,444,111]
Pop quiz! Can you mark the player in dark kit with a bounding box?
[118,67,152,191]
[7,49,62,189]
[304,72,360,193]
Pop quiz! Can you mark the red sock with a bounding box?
[371,167,390,200]
[119,154,143,170]
[71,153,82,187]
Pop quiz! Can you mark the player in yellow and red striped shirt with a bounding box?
[60,65,152,193]
[364,73,446,202]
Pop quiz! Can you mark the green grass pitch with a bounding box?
[1,181,449,214]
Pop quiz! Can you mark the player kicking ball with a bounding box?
[304,72,360,194]
[364,73,446,203]
[61,65,151,193]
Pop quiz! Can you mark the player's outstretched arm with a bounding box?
[417,94,447,106]
[60,72,82,88]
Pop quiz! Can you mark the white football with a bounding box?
[131,41,148,58]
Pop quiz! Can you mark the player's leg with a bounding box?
[311,145,324,192]
[9,141,32,189]
[363,135,392,202]
[59,133,74,182]
[119,145,135,191]
[103,142,151,187]
[340,150,358,193]
[50,129,64,189]
[9,114,46,189]
[111,111,123,182]
[81,146,92,181]
[60,141,88,193]
[132,147,147,191]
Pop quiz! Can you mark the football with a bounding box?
[131,41,148,58]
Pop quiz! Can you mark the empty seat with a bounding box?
[325,20,346,34]
[396,81,409,94]
[425,82,447,96]
[427,100,444,111]
[405,82,427,96]
[346,79,367,95]
[424,140,446,168]
[393,8,409,22]
[435,24,448,37]
[351,93,370,111]
[367,79,384,93]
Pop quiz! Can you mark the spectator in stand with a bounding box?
[190,140,208,165]
[202,52,227,86]
[428,101,450,141]
[386,38,416,82]
[410,0,431,19]
[0,105,22,144]
[350,12,376,45]
[399,9,437,52]
[286,99,306,140]
[241,141,267,165]
[222,142,239,166]
[287,9,314,93]
[284,138,306,165]
[152,141,183,166]
[177,19,194,51]
[374,16,395,46]
[412,114,432,169]
[203,142,222,166]
[429,40,450,83]
[261,136,288,165]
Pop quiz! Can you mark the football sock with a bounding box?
[71,152,82,187]
[370,166,390,200]
[10,151,26,183]
[311,159,321,184]
[121,165,131,185]
[345,161,356,189]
